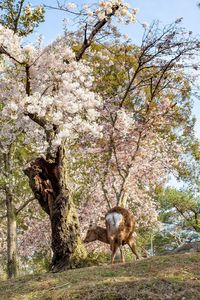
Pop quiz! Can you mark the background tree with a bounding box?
[0,145,34,279]
[0,0,45,279]
[70,21,200,235]
[152,187,200,254]
[0,0,44,35]
[158,187,200,232]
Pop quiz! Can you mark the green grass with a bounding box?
[1,253,200,299]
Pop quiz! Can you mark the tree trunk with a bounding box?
[24,147,86,272]
[4,151,18,279]
[6,189,17,279]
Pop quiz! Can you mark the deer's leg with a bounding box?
[119,246,125,263]
[127,236,140,260]
[111,242,118,264]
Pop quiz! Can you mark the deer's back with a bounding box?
[105,206,135,241]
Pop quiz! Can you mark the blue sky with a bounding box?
[30,0,200,43]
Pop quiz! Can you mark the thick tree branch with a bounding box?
[0,46,23,64]
[75,6,119,61]
[120,64,142,108]
[25,65,31,96]
[13,0,25,34]
[25,113,46,128]
[100,179,112,209]
[117,131,143,206]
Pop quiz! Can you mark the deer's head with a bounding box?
[84,222,98,243]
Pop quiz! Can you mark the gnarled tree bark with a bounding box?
[24,147,86,272]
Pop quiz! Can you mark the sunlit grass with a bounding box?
[1,253,200,299]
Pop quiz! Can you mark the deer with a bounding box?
[84,206,140,264]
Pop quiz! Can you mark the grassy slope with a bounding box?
[1,253,200,300]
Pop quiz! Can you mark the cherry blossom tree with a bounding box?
[0,0,45,279]
[96,21,200,210]
[0,147,34,279]
[68,22,200,240]
[0,0,141,272]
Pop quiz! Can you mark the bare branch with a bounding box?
[25,112,46,128]
[16,197,35,215]
[100,179,112,209]
[44,4,87,17]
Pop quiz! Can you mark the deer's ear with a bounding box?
[89,221,97,230]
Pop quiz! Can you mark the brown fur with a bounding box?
[84,225,109,244]
[106,206,136,240]
[84,207,140,264]
[105,206,139,263]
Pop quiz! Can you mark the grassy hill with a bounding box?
[1,253,200,300]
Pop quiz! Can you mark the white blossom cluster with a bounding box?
[129,191,159,229]
[96,0,138,23]
[117,108,135,134]
[62,1,138,23]
[80,0,138,23]
[0,25,23,60]
[0,28,102,154]
[66,2,77,10]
